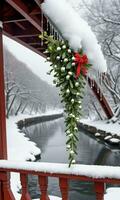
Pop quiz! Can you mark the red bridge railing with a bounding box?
[0,160,120,200]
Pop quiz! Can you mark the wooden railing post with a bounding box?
[20,173,31,200]
[2,173,15,200]
[59,178,69,200]
[38,176,50,200]
[95,182,104,200]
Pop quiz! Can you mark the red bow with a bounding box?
[74,53,88,79]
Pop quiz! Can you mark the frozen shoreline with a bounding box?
[6,112,62,200]
[6,114,120,199]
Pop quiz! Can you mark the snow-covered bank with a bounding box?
[80,118,120,199]
[80,119,120,136]
[6,112,62,199]
[7,114,41,199]
[7,115,41,161]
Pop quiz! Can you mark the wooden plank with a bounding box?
[5,0,43,32]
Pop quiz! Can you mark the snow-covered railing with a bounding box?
[0,160,120,200]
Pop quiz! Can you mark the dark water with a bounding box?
[22,118,120,199]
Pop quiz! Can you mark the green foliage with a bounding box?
[39,32,91,167]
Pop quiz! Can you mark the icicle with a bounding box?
[52,26,54,38]
[41,11,44,46]
[47,18,49,31]
[90,79,93,89]
[50,23,52,35]
[57,32,59,40]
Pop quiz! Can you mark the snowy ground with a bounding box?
[80,118,120,136]
[6,112,62,200]
[6,113,120,200]
[80,118,120,199]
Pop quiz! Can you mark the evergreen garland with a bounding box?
[39,32,91,167]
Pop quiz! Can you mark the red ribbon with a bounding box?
[74,53,88,79]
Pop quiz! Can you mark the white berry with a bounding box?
[68,71,72,75]
[75,82,79,87]
[72,56,75,61]
[74,127,78,131]
[62,45,66,49]
[66,130,70,134]
[66,89,70,94]
[68,49,71,53]
[66,75,70,80]
[70,150,74,155]
[69,134,73,138]
[54,65,57,69]
[64,58,68,62]
[71,99,74,103]
[76,92,80,96]
[44,50,49,54]
[56,56,60,60]
[61,67,65,72]
[47,57,50,61]
[72,62,76,66]
[57,47,61,51]
[72,160,76,164]
[67,145,70,149]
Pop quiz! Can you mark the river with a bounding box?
[22,118,120,199]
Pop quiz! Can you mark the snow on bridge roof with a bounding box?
[42,0,107,73]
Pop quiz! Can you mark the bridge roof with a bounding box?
[1,0,47,57]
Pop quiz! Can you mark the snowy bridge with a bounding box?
[0,160,120,200]
[0,0,117,200]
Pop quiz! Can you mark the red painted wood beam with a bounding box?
[0,22,15,200]
[87,76,113,119]
[5,0,43,32]
[4,31,46,58]
[0,24,7,160]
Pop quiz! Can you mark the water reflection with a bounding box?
[23,118,120,199]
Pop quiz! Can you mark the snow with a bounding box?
[104,135,112,140]
[109,138,120,144]
[95,132,101,137]
[1,160,120,180]
[6,113,120,199]
[6,112,63,200]
[42,0,107,73]
[80,119,120,137]
[104,188,120,200]
[7,115,41,161]
[6,114,41,199]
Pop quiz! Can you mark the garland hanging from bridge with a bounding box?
[39,32,92,166]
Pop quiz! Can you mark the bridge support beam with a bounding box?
[87,76,113,119]
[0,22,15,200]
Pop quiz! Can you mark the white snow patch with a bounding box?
[95,132,101,137]
[109,138,120,144]
[6,111,62,199]
[42,0,107,73]
[104,187,120,200]
[80,119,120,137]
[1,160,120,180]
[104,135,112,141]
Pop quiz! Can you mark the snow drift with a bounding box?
[42,0,107,73]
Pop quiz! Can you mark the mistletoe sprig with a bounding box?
[39,32,91,167]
